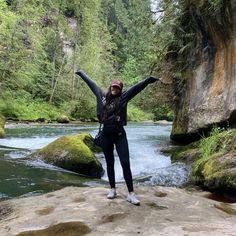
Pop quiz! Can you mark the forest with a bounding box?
[0,0,226,122]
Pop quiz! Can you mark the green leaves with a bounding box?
[0,0,170,121]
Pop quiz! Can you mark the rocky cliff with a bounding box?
[171,0,236,143]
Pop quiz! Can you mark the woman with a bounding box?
[75,69,160,205]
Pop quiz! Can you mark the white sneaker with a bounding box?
[127,193,140,205]
[107,188,117,199]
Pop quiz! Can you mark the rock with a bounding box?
[57,115,70,123]
[171,0,236,143]
[1,185,236,236]
[0,115,5,138]
[35,117,46,122]
[82,132,103,153]
[193,152,236,190]
[28,133,104,178]
[162,142,200,164]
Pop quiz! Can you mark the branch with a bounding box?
[150,10,164,14]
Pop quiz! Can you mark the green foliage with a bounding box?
[152,0,231,70]
[152,105,174,121]
[127,103,153,121]
[119,56,142,86]
[199,128,232,159]
[60,98,96,120]
[0,90,60,120]
[0,0,169,121]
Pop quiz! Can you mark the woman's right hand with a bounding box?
[147,76,160,83]
[75,68,82,75]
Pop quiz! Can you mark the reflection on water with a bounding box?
[0,156,98,200]
[0,122,190,200]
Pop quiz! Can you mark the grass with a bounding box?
[192,127,233,178]
[199,128,232,159]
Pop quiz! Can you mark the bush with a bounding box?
[127,103,153,121]
[152,105,174,121]
[0,94,60,121]
[0,100,20,119]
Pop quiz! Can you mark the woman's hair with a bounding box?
[101,86,121,122]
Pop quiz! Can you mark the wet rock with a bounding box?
[35,117,46,123]
[28,133,104,178]
[0,202,13,221]
[56,115,70,123]
[214,202,236,215]
[15,221,91,236]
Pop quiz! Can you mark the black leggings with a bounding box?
[101,126,133,192]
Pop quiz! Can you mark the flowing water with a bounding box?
[0,122,190,200]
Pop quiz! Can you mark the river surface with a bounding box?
[0,122,190,200]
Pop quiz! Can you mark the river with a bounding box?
[0,122,190,200]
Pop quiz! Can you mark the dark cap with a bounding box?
[111,80,123,90]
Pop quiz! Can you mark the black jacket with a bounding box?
[76,70,156,126]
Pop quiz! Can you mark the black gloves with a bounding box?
[147,76,160,83]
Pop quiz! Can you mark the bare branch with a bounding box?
[150,10,165,14]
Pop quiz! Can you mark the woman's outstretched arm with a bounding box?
[75,69,103,99]
[122,76,160,102]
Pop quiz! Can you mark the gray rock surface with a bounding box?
[1,185,236,236]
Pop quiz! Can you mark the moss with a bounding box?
[201,154,236,189]
[192,151,236,190]
[33,133,103,178]
[81,133,102,153]
[164,141,200,163]
[171,115,188,135]
[171,100,190,143]
[0,115,5,138]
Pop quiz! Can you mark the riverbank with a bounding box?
[4,119,172,126]
[1,184,236,236]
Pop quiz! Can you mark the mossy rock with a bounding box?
[57,115,70,123]
[0,115,6,138]
[29,133,104,178]
[82,133,102,153]
[163,141,200,164]
[192,152,236,190]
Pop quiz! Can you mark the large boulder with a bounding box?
[29,133,104,178]
[0,115,5,138]
[171,1,236,143]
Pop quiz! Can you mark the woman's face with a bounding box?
[111,86,121,96]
